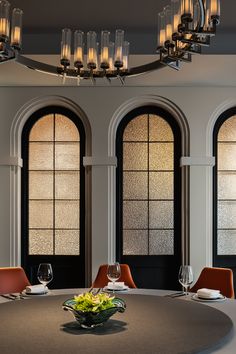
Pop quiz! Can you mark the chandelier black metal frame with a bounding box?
[0,0,220,84]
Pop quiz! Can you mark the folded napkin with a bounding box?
[107,282,125,290]
[197,288,220,299]
[25,284,48,294]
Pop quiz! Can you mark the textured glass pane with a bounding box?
[55,230,80,255]
[123,115,148,141]
[218,230,236,255]
[123,201,148,229]
[29,171,53,199]
[149,230,174,255]
[55,142,80,170]
[149,143,173,170]
[29,200,53,228]
[123,230,148,255]
[29,230,53,255]
[218,201,236,228]
[218,116,236,141]
[218,173,236,199]
[29,143,53,170]
[55,201,80,229]
[55,172,80,199]
[218,144,236,170]
[149,201,173,228]
[149,172,173,199]
[123,172,148,200]
[149,115,173,141]
[123,143,148,170]
[29,115,53,141]
[55,114,80,141]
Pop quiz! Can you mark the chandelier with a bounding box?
[0,0,220,84]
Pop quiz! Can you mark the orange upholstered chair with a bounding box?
[190,267,235,299]
[92,264,137,288]
[0,267,31,294]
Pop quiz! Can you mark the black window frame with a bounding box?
[213,107,236,275]
[21,106,86,288]
[116,106,182,289]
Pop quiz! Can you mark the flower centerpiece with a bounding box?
[62,292,126,328]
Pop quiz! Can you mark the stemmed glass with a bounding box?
[178,265,193,295]
[107,262,121,292]
[37,263,53,293]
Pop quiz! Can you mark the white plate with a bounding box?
[103,285,129,292]
[21,289,50,297]
[192,294,226,302]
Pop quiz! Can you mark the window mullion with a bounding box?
[53,113,56,255]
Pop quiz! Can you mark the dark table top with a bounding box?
[0,293,233,354]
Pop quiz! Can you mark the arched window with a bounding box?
[213,107,236,288]
[116,106,182,289]
[21,106,86,288]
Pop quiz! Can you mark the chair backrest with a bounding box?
[92,264,137,288]
[190,267,235,299]
[0,267,31,294]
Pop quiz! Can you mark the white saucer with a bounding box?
[103,285,129,292]
[192,294,226,302]
[22,288,50,296]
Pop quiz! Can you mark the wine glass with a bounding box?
[37,263,53,293]
[178,265,193,295]
[107,262,121,292]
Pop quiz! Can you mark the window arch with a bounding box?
[21,106,86,288]
[116,106,182,289]
[213,107,236,289]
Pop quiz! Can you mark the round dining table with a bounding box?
[0,288,234,354]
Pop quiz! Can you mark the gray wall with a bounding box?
[0,85,235,284]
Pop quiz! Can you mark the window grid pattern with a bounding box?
[28,114,80,256]
[217,115,236,255]
[122,114,174,255]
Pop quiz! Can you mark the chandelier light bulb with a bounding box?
[171,0,181,34]
[74,30,84,69]
[100,30,110,69]
[108,41,115,71]
[0,0,10,40]
[157,11,166,48]
[114,29,124,68]
[11,8,23,49]
[164,5,173,43]
[60,28,71,67]
[122,41,130,70]
[181,0,193,20]
[87,31,97,69]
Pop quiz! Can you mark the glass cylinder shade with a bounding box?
[87,31,97,69]
[192,1,199,30]
[74,30,84,68]
[114,29,124,68]
[0,0,10,40]
[123,41,129,70]
[209,0,220,19]
[164,5,172,42]
[157,12,166,48]
[181,0,193,19]
[171,0,181,33]
[11,8,23,49]
[108,41,114,71]
[60,28,71,67]
[100,30,110,69]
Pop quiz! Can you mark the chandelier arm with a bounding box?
[15,54,166,79]
[125,60,165,77]
[15,54,61,77]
